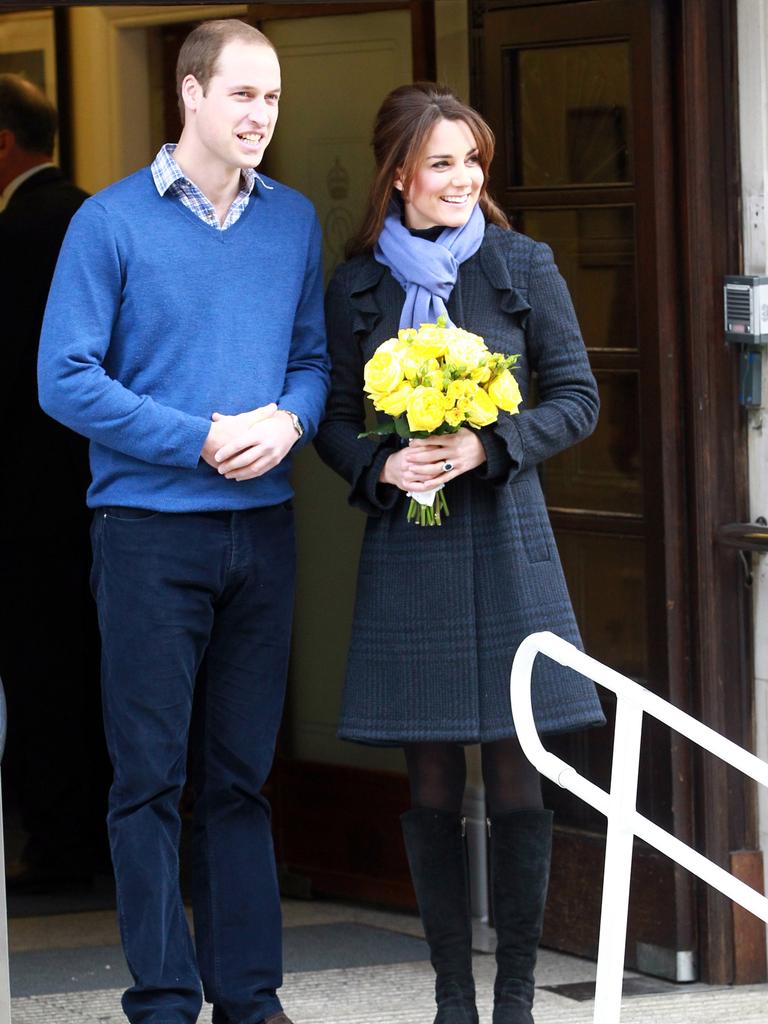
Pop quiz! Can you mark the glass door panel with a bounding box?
[509,42,633,188]
[519,207,637,349]
[557,530,648,679]
[543,369,643,516]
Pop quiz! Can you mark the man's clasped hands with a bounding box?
[201,402,297,483]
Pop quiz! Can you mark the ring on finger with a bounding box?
[442,461,453,473]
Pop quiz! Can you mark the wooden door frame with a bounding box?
[246,1,436,80]
[675,0,763,985]
[473,0,698,972]
[240,0,433,911]
[470,0,761,985]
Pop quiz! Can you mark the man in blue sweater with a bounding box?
[38,20,329,1024]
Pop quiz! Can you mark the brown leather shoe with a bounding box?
[264,1014,294,1024]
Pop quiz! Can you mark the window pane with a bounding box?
[544,529,648,830]
[509,42,632,187]
[520,207,637,349]
[556,531,647,680]
[542,369,642,516]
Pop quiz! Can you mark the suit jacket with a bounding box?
[1,166,90,521]
[315,224,605,743]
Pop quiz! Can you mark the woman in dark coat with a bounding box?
[315,84,604,1024]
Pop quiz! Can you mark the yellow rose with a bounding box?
[465,386,499,427]
[412,324,448,359]
[377,336,409,356]
[406,386,448,432]
[441,380,496,427]
[445,406,465,428]
[402,346,440,381]
[487,369,522,414]
[404,355,443,388]
[445,330,489,370]
[469,363,492,383]
[375,381,414,416]
[422,364,445,389]
[364,350,404,396]
[446,379,480,405]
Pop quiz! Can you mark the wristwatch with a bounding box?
[282,409,304,439]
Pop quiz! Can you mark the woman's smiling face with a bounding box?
[396,118,484,231]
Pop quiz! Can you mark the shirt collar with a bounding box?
[150,143,271,199]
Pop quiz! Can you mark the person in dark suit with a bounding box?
[0,72,106,890]
[315,84,604,1024]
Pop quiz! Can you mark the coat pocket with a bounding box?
[507,477,552,564]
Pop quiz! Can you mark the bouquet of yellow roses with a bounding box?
[359,317,521,526]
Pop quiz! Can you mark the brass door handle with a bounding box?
[716,518,768,552]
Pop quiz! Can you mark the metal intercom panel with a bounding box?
[724,275,768,345]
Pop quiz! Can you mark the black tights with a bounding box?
[404,739,543,817]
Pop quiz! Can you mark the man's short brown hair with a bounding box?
[0,73,57,154]
[176,19,275,122]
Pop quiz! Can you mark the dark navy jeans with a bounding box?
[91,505,296,1024]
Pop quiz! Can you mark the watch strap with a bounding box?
[282,409,304,439]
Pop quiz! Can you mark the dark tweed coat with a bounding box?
[315,224,605,744]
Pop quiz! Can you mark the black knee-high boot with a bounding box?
[401,808,479,1024]
[488,809,553,1024]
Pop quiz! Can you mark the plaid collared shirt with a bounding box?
[150,143,271,230]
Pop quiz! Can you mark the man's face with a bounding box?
[188,40,281,171]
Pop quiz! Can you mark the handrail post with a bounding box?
[593,697,643,1023]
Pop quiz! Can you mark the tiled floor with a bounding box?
[8,898,768,1023]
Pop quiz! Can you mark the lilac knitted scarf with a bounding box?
[374,201,485,329]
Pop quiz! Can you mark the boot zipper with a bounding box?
[461,815,467,837]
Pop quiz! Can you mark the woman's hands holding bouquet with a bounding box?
[380,428,486,492]
[361,319,520,524]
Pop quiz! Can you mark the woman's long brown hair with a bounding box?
[346,82,509,258]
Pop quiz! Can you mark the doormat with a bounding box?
[541,976,680,1002]
[10,922,431,997]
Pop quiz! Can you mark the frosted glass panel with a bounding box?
[542,369,642,516]
[520,207,636,349]
[509,42,632,187]
[557,531,647,680]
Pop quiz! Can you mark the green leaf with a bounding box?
[357,421,397,439]
[394,416,414,439]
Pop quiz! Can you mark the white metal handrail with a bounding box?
[510,631,768,1023]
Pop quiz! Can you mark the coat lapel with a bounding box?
[478,232,533,320]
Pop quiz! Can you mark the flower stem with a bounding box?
[407,489,449,527]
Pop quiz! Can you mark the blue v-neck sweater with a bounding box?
[38,167,329,511]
